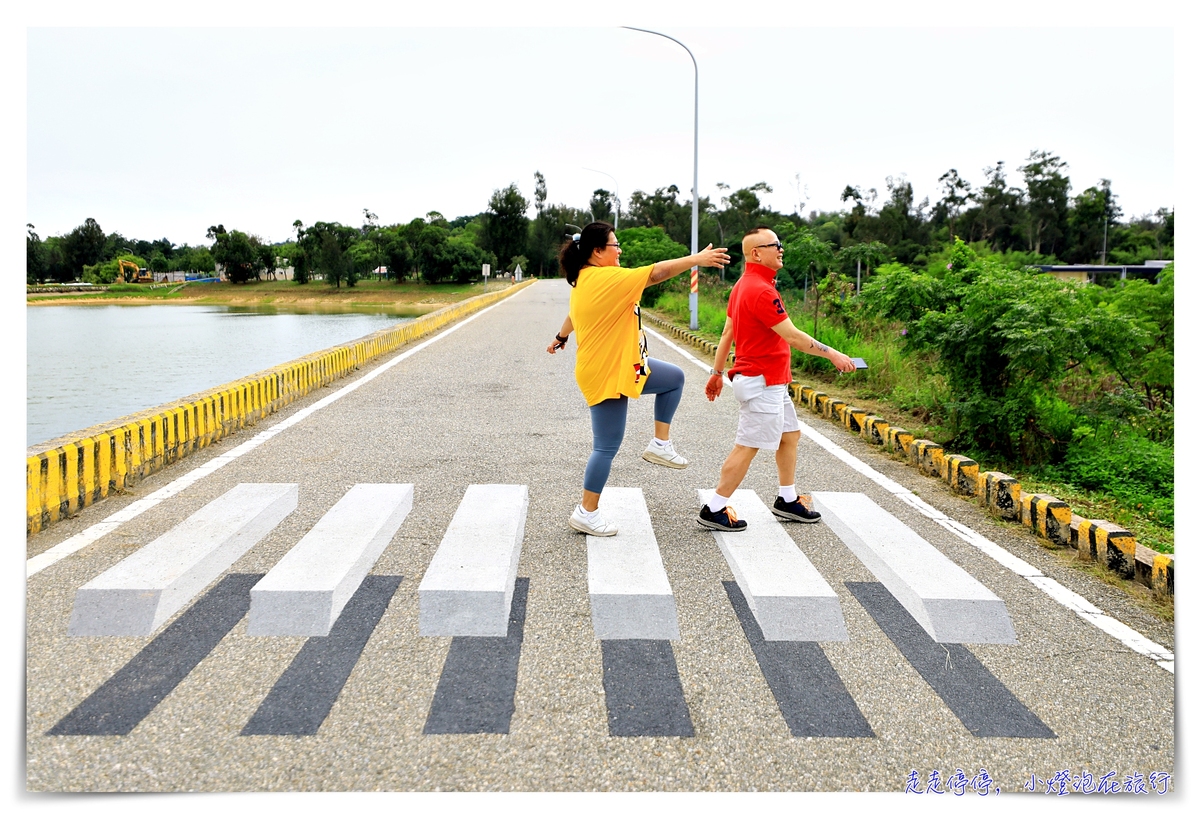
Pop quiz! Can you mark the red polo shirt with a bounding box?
[727,262,793,385]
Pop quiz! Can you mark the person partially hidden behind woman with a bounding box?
[547,221,730,536]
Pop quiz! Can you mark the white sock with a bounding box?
[578,505,600,519]
[780,485,798,503]
[707,492,731,512]
[653,438,670,447]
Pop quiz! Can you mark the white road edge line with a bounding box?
[27,284,536,579]
[646,324,1174,674]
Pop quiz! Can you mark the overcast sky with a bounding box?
[22,11,1178,250]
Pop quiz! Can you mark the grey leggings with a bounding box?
[583,358,685,494]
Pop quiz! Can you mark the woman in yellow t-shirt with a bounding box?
[547,221,729,536]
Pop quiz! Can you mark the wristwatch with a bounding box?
[709,368,723,376]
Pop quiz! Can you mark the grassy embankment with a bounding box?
[647,285,1174,556]
[26,279,506,315]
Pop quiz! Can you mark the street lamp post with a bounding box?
[583,167,619,230]
[623,26,699,330]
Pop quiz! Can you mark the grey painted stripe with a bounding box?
[649,325,1172,674]
[588,487,680,640]
[423,578,529,735]
[698,488,847,642]
[241,575,402,736]
[68,484,298,636]
[600,640,694,737]
[813,492,1017,645]
[248,484,413,636]
[48,573,262,736]
[723,581,873,738]
[847,582,1056,739]
[419,484,528,637]
[28,285,534,578]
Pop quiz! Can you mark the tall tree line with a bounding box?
[28,149,1172,286]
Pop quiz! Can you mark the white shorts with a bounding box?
[731,374,800,451]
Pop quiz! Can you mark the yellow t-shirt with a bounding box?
[569,264,654,406]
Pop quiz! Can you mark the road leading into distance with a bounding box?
[25,279,1174,792]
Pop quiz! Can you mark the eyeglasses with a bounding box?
[755,241,784,251]
[605,243,621,248]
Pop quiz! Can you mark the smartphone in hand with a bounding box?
[850,357,868,370]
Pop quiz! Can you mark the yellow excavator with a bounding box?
[117,259,153,283]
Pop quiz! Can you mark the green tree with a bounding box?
[149,253,170,274]
[257,244,278,280]
[527,170,558,276]
[208,225,260,283]
[1067,179,1121,264]
[836,240,889,292]
[623,185,701,248]
[1083,264,1173,423]
[615,226,688,307]
[1019,150,1071,257]
[348,239,381,280]
[588,189,616,224]
[186,247,216,276]
[961,161,1024,252]
[61,217,107,279]
[481,184,530,272]
[379,226,413,281]
[875,175,930,265]
[319,231,349,288]
[935,168,972,241]
[27,224,47,285]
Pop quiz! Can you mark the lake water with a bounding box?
[27,304,414,447]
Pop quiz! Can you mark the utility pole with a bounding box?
[624,27,700,329]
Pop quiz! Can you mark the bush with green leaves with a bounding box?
[860,239,1149,465]
[616,226,688,307]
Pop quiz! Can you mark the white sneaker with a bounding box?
[569,504,618,536]
[642,439,688,469]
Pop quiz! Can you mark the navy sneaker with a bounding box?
[772,495,821,523]
[698,504,747,532]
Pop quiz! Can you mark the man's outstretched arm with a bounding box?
[770,318,857,372]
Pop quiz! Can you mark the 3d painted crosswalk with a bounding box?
[698,488,848,642]
[249,483,413,636]
[812,491,1017,645]
[418,483,528,637]
[68,483,298,636]
[46,481,1051,741]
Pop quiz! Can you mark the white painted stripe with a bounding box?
[418,484,529,637]
[1076,613,1174,663]
[248,484,414,636]
[657,325,1173,672]
[26,285,534,578]
[813,491,1016,644]
[933,518,1044,578]
[1025,576,1103,615]
[698,488,847,642]
[643,326,709,370]
[68,483,299,636]
[587,487,680,640]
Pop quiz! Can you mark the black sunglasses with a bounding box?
[755,241,784,251]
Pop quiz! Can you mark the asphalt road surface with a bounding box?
[25,279,1175,793]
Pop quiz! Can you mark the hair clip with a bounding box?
[572,233,581,244]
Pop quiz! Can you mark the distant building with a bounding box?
[1036,260,1172,284]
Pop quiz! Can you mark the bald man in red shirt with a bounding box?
[700,226,856,532]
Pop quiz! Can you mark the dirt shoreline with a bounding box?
[24,280,512,312]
